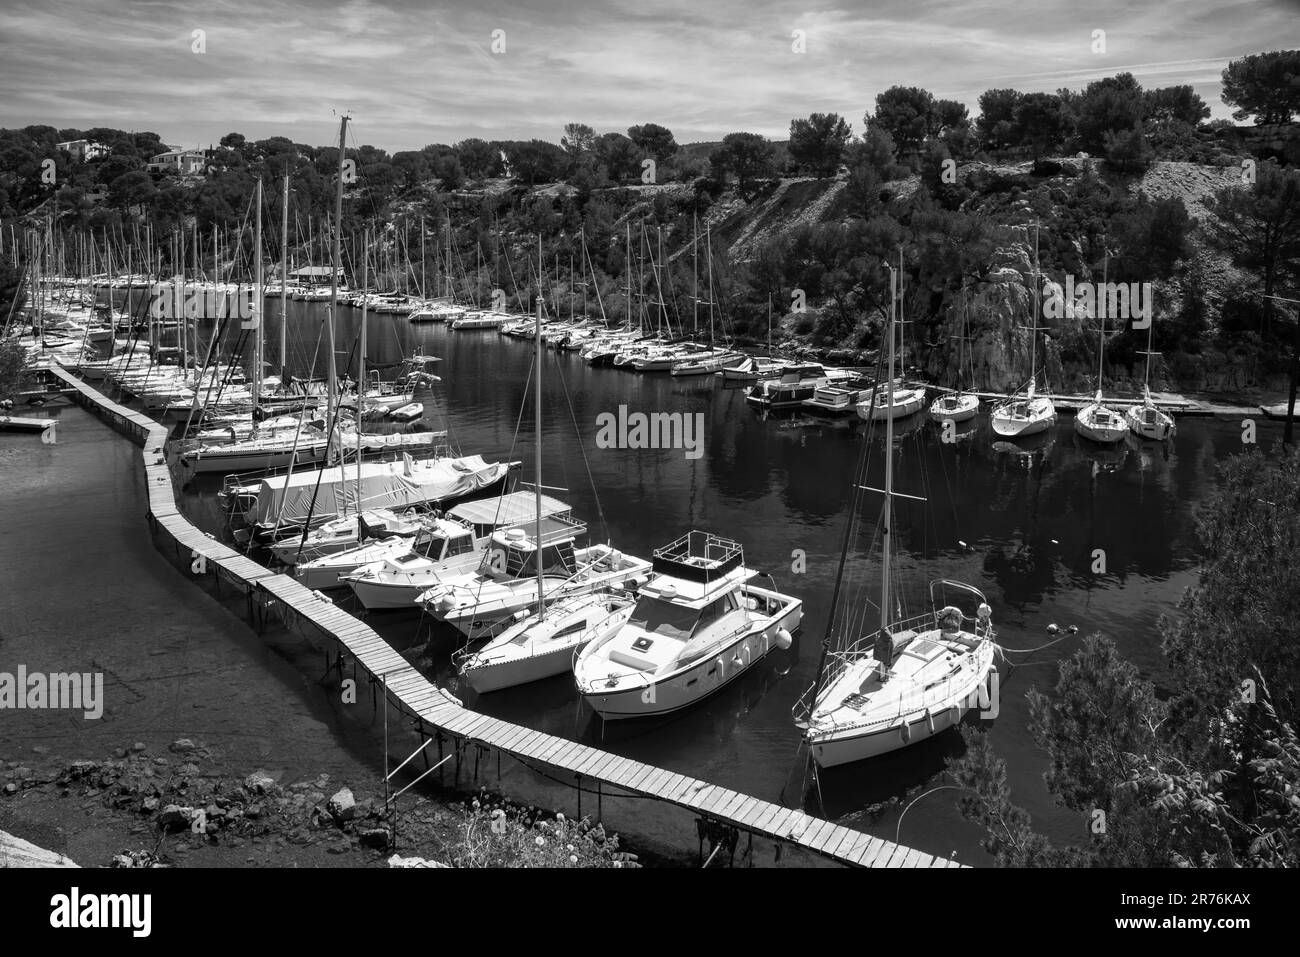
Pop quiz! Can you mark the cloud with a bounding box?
[0,0,1287,150]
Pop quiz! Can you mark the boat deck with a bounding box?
[49,364,962,869]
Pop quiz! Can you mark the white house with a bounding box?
[57,139,108,163]
[146,148,207,174]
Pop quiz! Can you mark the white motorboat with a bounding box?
[457,590,636,694]
[342,490,572,609]
[417,519,652,636]
[573,531,801,720]
[802,383,870,417]
[270,507,428,566]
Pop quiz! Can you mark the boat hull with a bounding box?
[808,658,996,768]
[927,394,979,423]
[1074,405,1128,444]
[577,587,801,720]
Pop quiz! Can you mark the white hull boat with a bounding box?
[990,385,1056,438]
[1125,386,1175,441]
[1074,392,1128,444]
[928,391,980,423]
[418,522,652,637]
[858,386,926,421]
[271,508,427,566]
[574,532,800,720]
[342,491,572,610]
[457,591,636,694]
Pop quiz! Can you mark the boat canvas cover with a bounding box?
[448,490,570,530]
[251,456,505,525]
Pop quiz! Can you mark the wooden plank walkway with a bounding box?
[49,365,962,868]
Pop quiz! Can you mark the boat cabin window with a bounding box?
[694,592,738,632]
[628,596,699,642]
[445,532,475,557]
[485,539,577,579]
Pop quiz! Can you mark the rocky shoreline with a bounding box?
[1,739,642,868]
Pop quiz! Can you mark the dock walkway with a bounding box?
[48,364,960,868]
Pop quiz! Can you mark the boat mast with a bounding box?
[280,172,289,384]
[706,220,714,347]
[177,228,185,373]
[1096,246,1108,400]
[692,213,698,339]
[881,256,897,651]
[253,176,263,409]
[1029,225,1040,397]
[358,226,367,513]
[535,234,545,623]
[327,116,347,447]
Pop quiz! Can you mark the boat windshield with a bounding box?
[627,596,699,642]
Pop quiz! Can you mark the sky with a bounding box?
[0,0,1295,153]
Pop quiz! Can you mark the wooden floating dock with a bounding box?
[48,364,960,868]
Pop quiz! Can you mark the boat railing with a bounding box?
[790,609,941,725]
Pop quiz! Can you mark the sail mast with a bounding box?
[253,176,263,409]
[1097,246,1107,399]
[327,116,347,446]
[358,226,367,514]
[280,172,289,383]
[1029,225,1040,395]
[880,256,898,647]
[692,213,698,339]
[535,234,545,623]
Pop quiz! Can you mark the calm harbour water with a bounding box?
[12,295,1279,864]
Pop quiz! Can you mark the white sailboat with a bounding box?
[991,228,1056,439]
[1074,252,1127,444]
[1126,311,1176,441]
[928,295,980,423]
[574,531,802,720]
[858,256,925,422]
[794,261,997,767]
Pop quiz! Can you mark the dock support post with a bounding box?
[454,739,462,785]
[576,774,581,820]
[473,745,480,784]
[597,778,602,823]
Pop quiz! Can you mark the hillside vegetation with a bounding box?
[3,52,1299,397]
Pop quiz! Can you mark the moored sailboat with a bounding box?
[794,259,997,767]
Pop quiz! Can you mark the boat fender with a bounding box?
[900,721,910,744]
[775,628,793,651]
[716,655,725,677]
[926,710,935,735]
